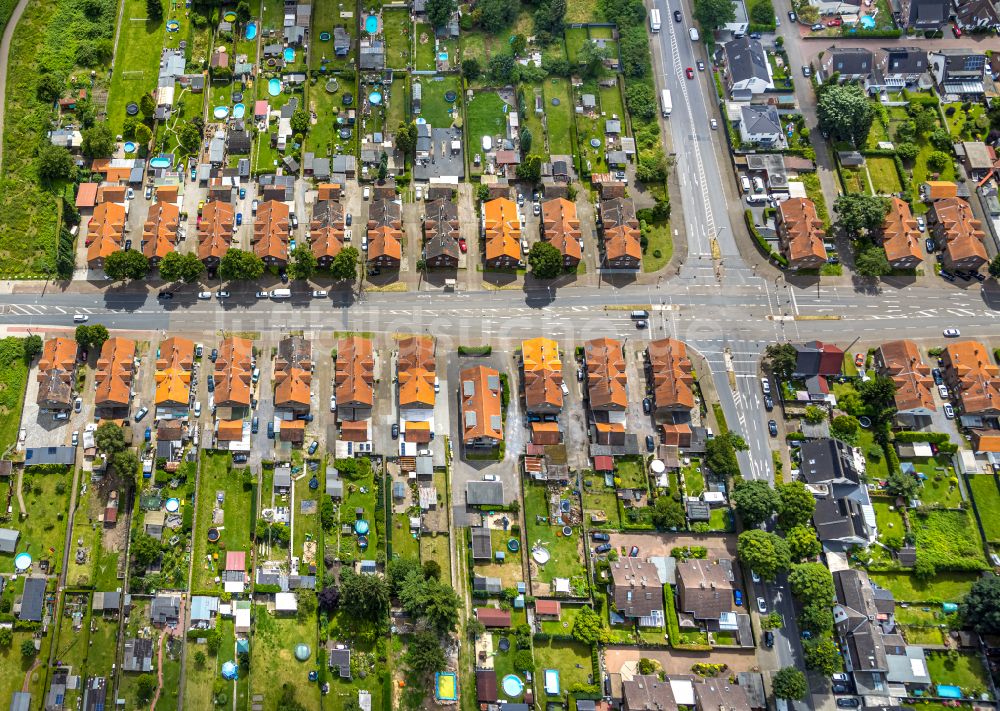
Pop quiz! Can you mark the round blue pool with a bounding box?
[268,77,282,96]
[232,103,245,119]
[368,91,382,105]
[123,141,136,153]
[502,675,524,697]
[859,14,875,28]
[365,14,378,33]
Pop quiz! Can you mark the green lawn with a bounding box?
[565,0,598,22]
[416,75,461,128]
[0,338,29,453]
[902,626,946,645]
[49,593,93,709]
[387,75,408,131]
[107,0,165,133]
[543,78,574,151]
[86,614,121,678]
[184,621,220,711]
[392,510,420,561]
[968,475,1000,543]
[191,452,254,590]
[311,0,355,68]
[894,604,959,628]
[4,466,73,576]
[911,508,984,569]
[615,458,647,489]
[531,638,595,703]
[869,571,978,603]
[682,459,704,497]
[925,651,991,696]
[474,528,523,588]
[414,23,435,70]
[0,624,51,706]
[539,603,589,636]
[324,609,386,711]
[708,507,732,532]
[293,474,319,574]
[251,607,321,711]
[871,497,905,541]
[841,167,872,195]
[306,74,357,162]
[419,531,451,587]
[867,156,903,194]
[565,28,589,62]
[575,80,607,174]
[466,90,509,151]
[642,220,673,272]
[800,173,829,229]
[599,82,625,124]
[66,478,121,589]
[383,8,412,69]
[337,459,379,561]
[943,103,988,141]
[858,428,889,481]
[582,477,623,530]
[910,457,961,508]
[523,483,587,583]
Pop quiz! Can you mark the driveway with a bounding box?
[21,353,78,449]
[604,646,757,676]
[606,531,738,562]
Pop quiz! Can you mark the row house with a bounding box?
[94,337,136,417]
[880,197,923,270]
[198,201,234,269]
[336,336,374,421]
[309,200,345,268]
[483,197,522,270]
[874,340,936,425]
[86,201,127,269]
[253,200,290,268]
[155,337,195,412]
[397,336,436,447]
[539,198,582,268]
[777,198,827,270]
[141,201,180,266]
[37,337,77,411]
[423,199,460,269]
[367,199,403,269]
[599,198,641,270]
[460,365,503,447]
[929,197,988,273]
[274,335,312,413]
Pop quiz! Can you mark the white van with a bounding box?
[752,176,765,193]
[740,176,751,193]
[270,288,292,299]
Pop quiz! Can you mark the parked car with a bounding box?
[239,187,246,199]
[760,376,771,395]
[855,353,865,368]
[811,22,823,30]
[267,422,275,438]
[832,674,849,683]
[925,238,935,253]
[458,237,467,253]
[943,403,955,419]
[256,290,268,298]
[533,202,541,216]
[330,395,337,412]
[251,416,259,434]
[802,65,811,77]
[940,270,957,282]
[768,420,778,437]
[194,401,202,417]
[642,397,652,414]
[297,413,314,422]
[697,60,705,71]
[756,597,767,613]
[157,290,174,299]
[943,328,961,337]
[391,423,399,439]
[645,435,655,452]
[198,291,212,299]
[710,118,717,129]
[635,319,648,329]
[592,532,611,542]
[734,590,743,606]
[825,17,842,25]
[629,546,639,557]
[938,383,949,399]
[312,290,328,298]
[764,395,773,411]
[308,441,319,455]
[195,343,203,357]
[916,216,925,232]
[210,348,218,362]
[836,699,860,709]
[74,397,82,413]
[71,431,79,446]
[236,212,242,226]
[144,426,152,442]
[832,684,851,695]
[932,368,943,384]
[134,407,149,422]
[764,630,774,647]
[748,31,761,38]
[788,10,797,20]
[751,570,761,583]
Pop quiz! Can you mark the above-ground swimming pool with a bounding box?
[435,672,457,701]
[165,498,180,513]
[319,31,330,41]
[123,141,136,153]
[365,14,379,33]
[532,546,551,564]
[223,10,236,21]
[355,519,370,535]
[268,77,282,96]
[438,51,448,61]
[232,103,245,119]
[859,14,876,28]
[149,156,172,169]
[368,91,382,105]
[166,19,179,31]
[502,675,524,697]
[246,21,257,39]
[14,553,31,571]
[213,106,230,119]
[283,46,295,62]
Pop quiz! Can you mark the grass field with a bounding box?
[306,74,357,162]
[642,220,673,272]
[543,78,574,155]
[387,75,408,131]
[4,466,73,576]
[869,571,978,603]
[566,27,589,62]
[841,167,872,195]
[867,156,903,194]
[311,0,355,68]
[251,607,321,711]
[0,624,51,706]
[682,459,704,497]
[582,476,623,530]
[911,457,961,508]
[192,453,254,590]
[531,638,594,703]
[184,627,219,710]
[0,338,28,453]
[523,483,586,583]
[925,651,991,696]
[49,593,93,709]
[420,532,451,583]
[466,90,509,151]
[293,474,320,573]
[66,479,121,589]
[943,102,988,141]
[337,460,379,559]
[414,23,435,70]
[969,475,1000,543]
[911,508,984,569]
[325,609,386,711]
[383,8,411,69]
[107,0,165,133]
[416,75,461,128]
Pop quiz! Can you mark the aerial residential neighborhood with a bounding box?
[0,0,999,706]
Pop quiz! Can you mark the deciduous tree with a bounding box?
[158,251,205,283]
[733,479,778,527]
[787,525,821,562]
[693,0,736,32]
[773,668,808,701]
[737,529,790,581]
[82,124,116,158]
[219,248,265,282]
[962,575,1000,635]
[528,241,562,278]
[103,249,149,281]
[38,144,75,183]
[834,194,889,238]
[817,84,876,147]
[776,480,815,530]
[288,245,317,281]
[764,343,797,380]
[651,495,686,530]
[329,246,359,280]
[427,0,457,28]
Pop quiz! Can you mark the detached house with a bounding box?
[648,338,694,419]
[367,199,403,269]
[722,37,772,98]
[423,199,460,269]
[954,0,1000,31]
[880,197,923,270]
[335,336,374,421]
[869,47,928,93]
[738,105,785,148]
[483,197,522,269]
[610,558,664,627]
[777,198,827,270]
[930,197,988,273]
[37,337,77,411]
[309,200,345,268]
[198,201,234,269]
[540,198,582,268]
[874,340,936,423]
[599,198,641,270]
[821,47,875,84]
[86,201,127,269]
[676,558,734,624]
[141,201,180,265]
[521,337,563,415]
[898,0,950,29]
[253,200,290,267]
[274,336,312,413]
[460,365,503,447]
[94,337,136,416]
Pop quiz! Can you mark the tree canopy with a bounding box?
[288,245,317,281]
[732,479,777,528]
[962,575,1000,635]
[219,248,265,282]
[104,249,149,281]
[75,323,109,350]
[765,343,797,380]
[38,144,75,183]
[834,194,889,238]
[426,0,456,27]
[737,529,790,581]
[776,480,815,530]
[82,124,115,158]
[789,562,835,603]
[158,251,205,283]
[804,638,841,674]
[786,526,821,562]
[475,0,519,32]
[571,606,609,645]
[528,241,563,279]
[817,84,876,147]
[339,569,390,621]
[329,246,360,281]
[693,0,736,32]
[773,668,808,701]
[651,494,686,530]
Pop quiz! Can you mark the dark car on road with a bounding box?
[932,368,943,385]
[391,423,399,439]
[764,395,773,411]
[832,684,851,695]
[645,435,655,452]
[674,9,681,20]
[642,398,651,414]
[157,291,174,299]
[768,420,778,437]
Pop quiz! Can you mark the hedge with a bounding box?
[744,210,788,266]
[894,432,951,444]
[458,345,492,356]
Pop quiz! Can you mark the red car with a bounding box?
[458,237,467,253]
[825,17,842,25]
[685,67,694,79]
[855,353,864,368]
[952,23,962,36]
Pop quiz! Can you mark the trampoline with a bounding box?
[268,78,283,96]
[590,138,601,148]
[319,31,331,41]
[123,141,136,153]
[435,672,457,701]
[308,477,318,490]
[507,538,520,552]
[354,519,370,535]
[14,553,31,571]
[365,14,379,33]
[531,546,550,565]
[207,527,220,542]
[294,643,311,661]
[368,91,383,105]
[283,47,295,62]
[232,103,245,119]
[308,670,318,681]
[551,97,561,106]
[213,106,230,119]
[165,498,180,513]
[166,19,180,31]
[149,156,172,169]
[497,637,510,652]
[126,102,139,116]
[358,535,369,550]
[232,91,243,102]
[502,675,524,697]
[246,21,257,40]
[444,90,457,103]
[561,525,573,536]
[342,93,353,105]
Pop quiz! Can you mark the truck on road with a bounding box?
[649,8,661,31]
[660,89,672,117]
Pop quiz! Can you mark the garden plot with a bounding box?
[414,76,462,128]
[383,8,411,69]
[191,453,254,590]
[523,483,587,589]
[968,475,1000,544]
[251,607,321,711]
